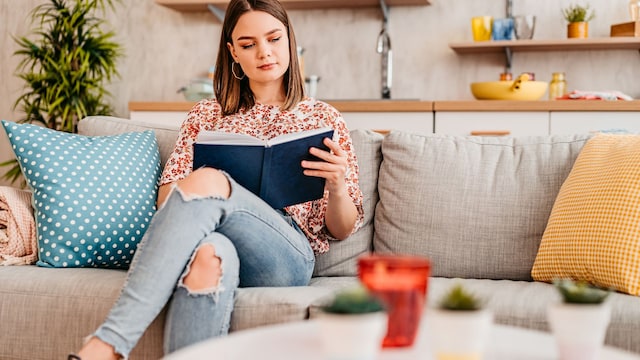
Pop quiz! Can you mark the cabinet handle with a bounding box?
[470,130,511,136]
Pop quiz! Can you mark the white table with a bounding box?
[164,319,640,360]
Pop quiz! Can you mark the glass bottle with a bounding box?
[549,72,567,100]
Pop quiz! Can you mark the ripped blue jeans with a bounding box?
[91,175,315,357]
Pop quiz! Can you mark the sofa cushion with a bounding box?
[374,132,591,281]
[313,129,384,277]
[532,134,640,296]
[0,266,349,359]
[0,266,164,360]
[2,121,161,269]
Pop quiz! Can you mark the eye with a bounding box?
[241,43,254,49]
[269,37,281,43]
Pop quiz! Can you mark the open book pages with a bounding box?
[196,127,334,147]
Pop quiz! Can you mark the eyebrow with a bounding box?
[236,28,283,41]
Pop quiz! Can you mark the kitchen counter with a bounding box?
[129,100,640,113]
[434,100,640,112]
[128,100,433,113]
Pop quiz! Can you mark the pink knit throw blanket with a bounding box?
[0,186,37,265]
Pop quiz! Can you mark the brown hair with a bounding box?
[214,0,305,116]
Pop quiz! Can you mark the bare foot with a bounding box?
[76,337,120,360]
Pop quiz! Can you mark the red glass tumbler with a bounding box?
[358,254,431,348]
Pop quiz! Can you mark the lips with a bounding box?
[258,63,276,70]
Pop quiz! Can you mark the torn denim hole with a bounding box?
[172,183,228,203]
[178,244,225,301]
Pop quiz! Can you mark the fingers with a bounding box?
[304,139,346,169]
[308,138,344,163]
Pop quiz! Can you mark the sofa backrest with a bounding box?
[313,130,384,277]
[374,132,591,281]
[78,116,179,168]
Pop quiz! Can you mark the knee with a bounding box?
[178,167,231,199]
[183,244,222,291]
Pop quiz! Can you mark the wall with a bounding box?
[1,0,638,185]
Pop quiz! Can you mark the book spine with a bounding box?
[259,147,273,203]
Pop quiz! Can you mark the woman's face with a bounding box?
[227,10,290,87]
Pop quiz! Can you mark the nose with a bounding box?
[257,41,272,59]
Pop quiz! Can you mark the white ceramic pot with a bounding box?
[428,308,493,360]
[548,302,611,360]
[317,311,387,360]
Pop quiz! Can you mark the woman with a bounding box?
[72,0,363,358]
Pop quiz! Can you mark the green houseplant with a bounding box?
[1,0,123,185]
[430,284,492,360]
[562,4,595,38]
[548,279,611,360]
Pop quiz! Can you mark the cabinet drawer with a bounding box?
[550,112,640,135]
[342,112,434,135]
[435,112,549,136]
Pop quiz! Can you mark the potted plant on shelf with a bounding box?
[317,285,387,360]
[1,0,123,185]
[429,284,492,360]
[547,278,611,360]
[563,3,595,38]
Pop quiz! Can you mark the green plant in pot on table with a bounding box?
[430,284,493,360]
[318,285,387,360]
[548,278,611,360]
[1,0,123,185]
[563,3,595,38]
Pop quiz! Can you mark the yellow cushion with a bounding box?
[532,134,640,296]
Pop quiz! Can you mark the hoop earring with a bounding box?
[232,62,245,80]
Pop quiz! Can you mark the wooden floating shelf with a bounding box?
[156,0,431,12]
[449,37,640,54]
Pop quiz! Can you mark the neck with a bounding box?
[250,80,286,106]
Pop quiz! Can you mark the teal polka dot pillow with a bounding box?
[2,120,161,269]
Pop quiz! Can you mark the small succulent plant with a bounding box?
[562,4,595,23]
[554,278,610,304]
[439,284,483,311]
[322,286,385,314]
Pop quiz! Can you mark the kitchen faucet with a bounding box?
[376,0,392,99]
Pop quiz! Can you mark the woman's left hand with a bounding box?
[302,137,349,196]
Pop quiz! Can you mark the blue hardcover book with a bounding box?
[193,127,334,209]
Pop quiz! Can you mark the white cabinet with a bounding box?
[550,112,640,135]
[434,112,549,136]
[341,112,433,135]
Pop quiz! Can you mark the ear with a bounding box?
[227,42,238,62]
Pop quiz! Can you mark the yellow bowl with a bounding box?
[471,78,548,100]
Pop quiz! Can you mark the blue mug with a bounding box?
[492,17,514,40]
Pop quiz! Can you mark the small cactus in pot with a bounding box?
[318,285,387,359]
[548,279,612,360]
[431,284,492,360]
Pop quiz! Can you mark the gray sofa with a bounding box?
[1,115,639,359]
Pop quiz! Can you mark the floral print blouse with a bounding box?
[159,98,364,254]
